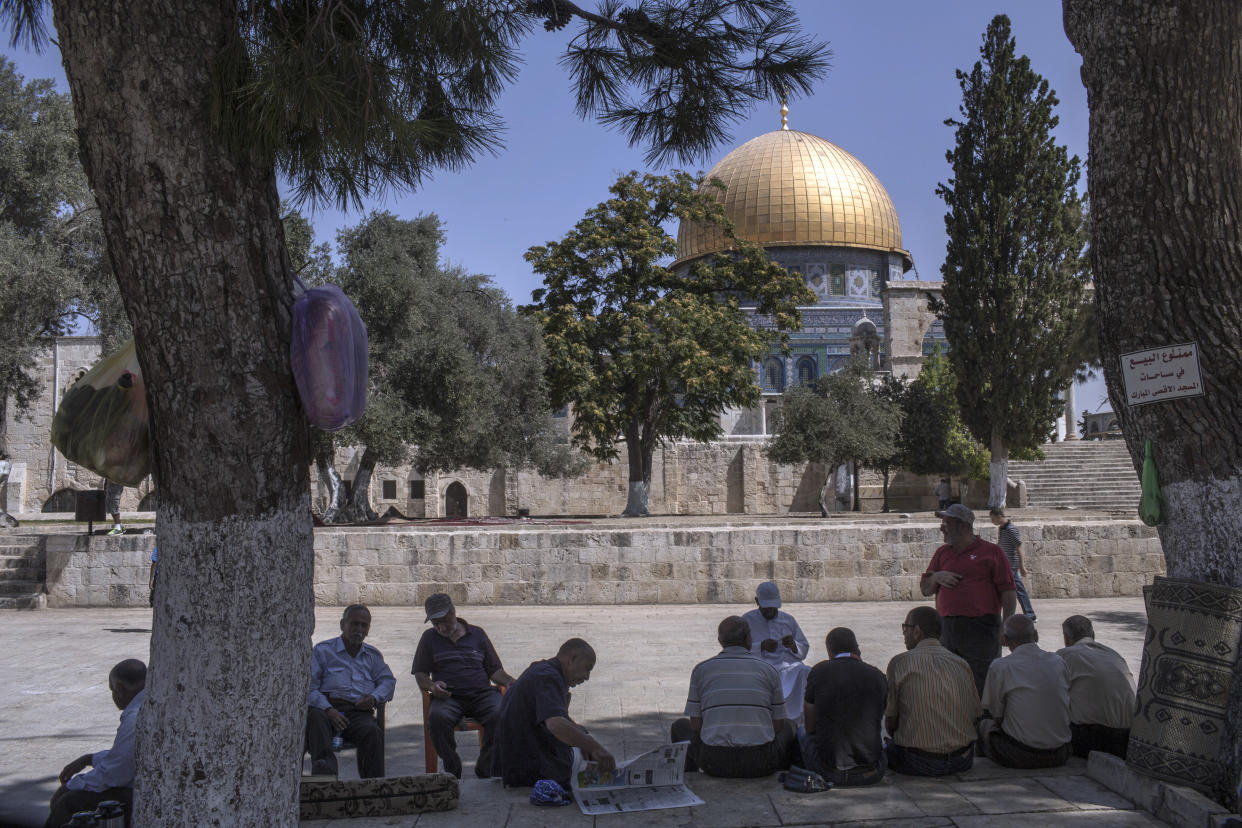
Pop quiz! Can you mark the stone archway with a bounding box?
[444,481,468,518]
[42,488,78,512]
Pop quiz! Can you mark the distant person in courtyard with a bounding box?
[105,479,125,534]
[1058,615,1136,759]
[921,503,1017,694]
[742,581,811,721]
[934,477,952,511]
[991,507,1035,621]
[412,593,515,778]
[978,615,1072,768]
[0,449,17,527]
[147,546,158,608]
[884,606,980,776]
[306,604,395,778]
[45,659,146,828]
[799,627,887,786]
[670,615,796,778]
[493,638,614,788]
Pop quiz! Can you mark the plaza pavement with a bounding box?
[0,598,1164,827]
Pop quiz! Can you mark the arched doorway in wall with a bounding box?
[42,488,78,512]
[137,491,158,511]
[444,482,468,518]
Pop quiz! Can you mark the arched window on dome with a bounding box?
[761,357,785,393]
[796,356,818,386]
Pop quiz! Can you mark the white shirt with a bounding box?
[1057,638,1136,729]
[981,643,1071,750]
[66,689,144,792]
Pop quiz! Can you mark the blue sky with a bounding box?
[6,2,1110,416]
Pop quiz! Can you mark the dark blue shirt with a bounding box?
[410,620,503,693]
[494,658,572,787]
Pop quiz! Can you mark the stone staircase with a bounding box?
[0,534,46,609]
[1008,440,1141,511]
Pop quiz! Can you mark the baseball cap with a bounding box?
[756,581,782,608]
[935,503,975,525]
[424,593,454,622]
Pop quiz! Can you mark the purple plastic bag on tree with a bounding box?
[291,283,368,431]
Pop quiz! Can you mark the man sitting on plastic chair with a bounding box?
[413,593,515,778]
[306,604,395,778]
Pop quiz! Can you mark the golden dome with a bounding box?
[675,129,910,269]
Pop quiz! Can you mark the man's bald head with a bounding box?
[1002,614,1037,647]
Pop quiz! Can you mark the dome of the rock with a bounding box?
[674,129,910,269]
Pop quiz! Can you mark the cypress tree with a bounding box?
[937,14,1088,508]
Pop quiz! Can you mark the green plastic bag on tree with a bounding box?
[1139,439,1162,527]
[50,339,151,485]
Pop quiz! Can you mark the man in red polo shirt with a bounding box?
[920,504,1017,696]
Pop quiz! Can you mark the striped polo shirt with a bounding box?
[684,646,786,747]
[997,521,1021,570]
[884,637,980,753]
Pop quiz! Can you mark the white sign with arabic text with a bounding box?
[1120,342,1204,407]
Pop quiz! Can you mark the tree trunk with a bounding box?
[852,460,861,511]
[988,431,1008,509]
[1064,382,1078,440]
[621,423,650,517]
[818,465,835,518]
[315,454,347,523]
[338,447,380,523]
[51,3,313,824]
[1064,0,1242,806]
[881,468,891,513]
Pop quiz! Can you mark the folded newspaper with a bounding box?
[570,742,704,815]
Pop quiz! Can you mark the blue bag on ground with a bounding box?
[291,283,368,431]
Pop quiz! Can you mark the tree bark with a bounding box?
[621,423,651,516]
[1064,0,1242,806]
[339,447,380,523]
[315,454,346,523]
[51,3,313,824]
[988,431,1008,509]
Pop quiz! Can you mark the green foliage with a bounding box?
[328,210,573,477]
[524,170,813,513]
[200,0,830,209]
[766,357,901,472]
[937,14,1088,458]
[0,58,120,429]
[899,347,989,480]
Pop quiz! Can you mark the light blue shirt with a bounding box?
[66,689,144,792]
[308,637,396,710]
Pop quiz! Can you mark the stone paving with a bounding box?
[0,598,1163,826]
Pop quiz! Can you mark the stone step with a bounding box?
[0,567,40,581]
[0,592,46,610]
[0,580,43,597]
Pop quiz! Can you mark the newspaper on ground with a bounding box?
[569,741,704,815]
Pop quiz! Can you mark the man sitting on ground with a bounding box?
[670,616,796,778]
[978,615,1072,768]
[1058,614,1136,759]
[493,638,614,789]
[800,627,887,786]
[884,606,980,776]
[412,593,515,778]
[742,581,812,722]
[46,659,146,828]
[306,604,395,779]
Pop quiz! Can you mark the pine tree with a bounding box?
[937,14,1088,508]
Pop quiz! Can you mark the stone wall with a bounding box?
[42,518,1166,608]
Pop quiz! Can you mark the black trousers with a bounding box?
[306,705,385,778]
[426,688,502,776]
[983,726,1071,769]
[1070,722,1130,759]
[670,718,796,778]
[46,785,132,828]
[941,614,1001,696]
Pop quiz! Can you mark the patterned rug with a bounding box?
[1128,575,1242,803]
